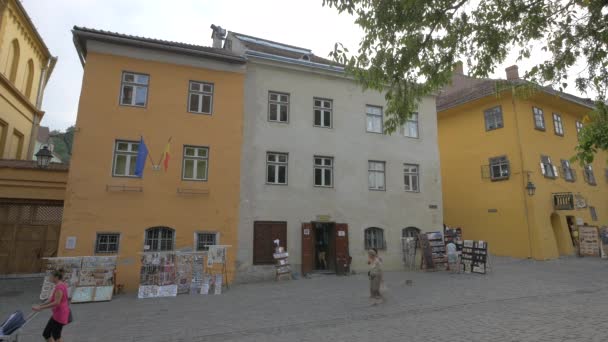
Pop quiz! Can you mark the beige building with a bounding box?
[0,0,56,160]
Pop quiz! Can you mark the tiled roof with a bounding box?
[231,32,338,66]
[437,76,595,112]
[72,26,246,64]
[0,159,68,171]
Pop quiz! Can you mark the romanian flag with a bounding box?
[161,140,171,171]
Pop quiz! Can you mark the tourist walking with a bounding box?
[368,249,384,305]
[32,269,70,342]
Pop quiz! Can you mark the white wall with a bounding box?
[236,61,443,282]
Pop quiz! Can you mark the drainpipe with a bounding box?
[510,86,534,259]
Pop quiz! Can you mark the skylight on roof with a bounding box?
[235,34,311,54]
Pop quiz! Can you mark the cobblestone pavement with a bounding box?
[1,257,607,342]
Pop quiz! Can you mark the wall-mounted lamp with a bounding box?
[525,172,536,196]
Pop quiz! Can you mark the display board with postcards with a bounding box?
[138,252,178,299]
[273,242,291,281]
[40,256,117,303]
[578,226,601,257]
[600,227,608,259]
[420,232,447,270]
[401,237,417,270]
[460,240,488,274]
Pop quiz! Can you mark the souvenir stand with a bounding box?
[40,256,118,303]
[460,240,488,274]
[600,227,608,259]
[273,241,291,281]
[578,226,600,257]
[419,232,447,271]
[137,251,178,299]
[202,245,230,295]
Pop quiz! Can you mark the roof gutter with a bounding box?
[72,29,246,64]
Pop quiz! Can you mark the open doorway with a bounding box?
[314,222,336,273]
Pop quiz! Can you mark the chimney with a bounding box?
[453,61,464,75]
[505,65,519,80]
[210,24,226,49]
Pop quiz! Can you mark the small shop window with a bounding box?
[95,233,120,253]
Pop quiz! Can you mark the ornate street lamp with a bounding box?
[526,180,536,196]
[35,146,53,168]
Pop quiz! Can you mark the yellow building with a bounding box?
[438,63,607,260]
[61,27,246,290]
[0,0,56,159]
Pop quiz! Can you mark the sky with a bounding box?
[23,0,593,131]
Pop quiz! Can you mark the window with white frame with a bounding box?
[95,233,120,253]
[196,232,218,251]
[314,156,333,187]
[489,156,510,180]
[364,227,385,250]
[590,206,598,221]
[540,155,558,178]
[182,146,209,181]
[267,152,288,184]
[366,105,383,133]
[368,161,386,190]
[268,92,289,123]
[533,107,546,130]
[561,159,575,182]
[402,112,419,138]
[188,81,213,114]
[403,163,420,192]
[314,98,332,128]
[552,113,564,136]
[113,140,139,177]
[144,227,174,251]
[583,164,596,185]
[484,106,504,131]
[120,72,149,107]
[576,121,583,138]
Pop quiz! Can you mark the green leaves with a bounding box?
[323,0,608,161]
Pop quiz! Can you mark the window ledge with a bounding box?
[177,188,209,195]
[490,177,510,182]
[106,185,143,192]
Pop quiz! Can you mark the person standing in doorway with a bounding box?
[33,269,70,342]
[368,249,384,305]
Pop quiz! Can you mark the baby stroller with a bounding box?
[0,311,37,342]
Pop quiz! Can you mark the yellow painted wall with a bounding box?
[440,89,608,260]
[59,52,245,291]
[0,165,67,200]
[0,81,34,158]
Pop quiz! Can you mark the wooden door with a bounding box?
[0,223,15,274]
[301,223,313,274]
[253,221,287,264]
[14,225,47,273]
[335,223,349,275]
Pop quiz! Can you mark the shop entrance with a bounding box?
[301,222,349,275]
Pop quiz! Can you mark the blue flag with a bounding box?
[134,136,148,177]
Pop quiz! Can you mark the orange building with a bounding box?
[60,27,246,289]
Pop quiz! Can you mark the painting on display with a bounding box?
[176,254,194,294]
[40,257,82,300]
[138,253,177,299]
[206,246,226,266]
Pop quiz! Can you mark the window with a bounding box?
[364,227,385,250]
[552,113,564,136]
[0,120,7,158]
[561,159,575,182]
[368,161,386,190]
[23,59,34,99]
[267,152,288,184]
[402,112,419,138]
[6,39,19,83]
[484,106,504,131]
[540,155,558,178]
[196,232,218,251]
[576,121,584,138]
[95,233,120,253]
[313,98,332,128]
[9,130,23,159]
[403,163,420,192]
[253,221,286,265]
[402,227,420,238]
[533,107,545,130]
[144,227,174,251]
[120,72,149,107]
[366,105,383,133]
[182,146,209,181]
[489,156,510,180]
[314,156,333,187]
[583,164,596,185]
[188,81,213,114]
[268,92,289,123]
[590,207,598,221]
[113,140,139,177]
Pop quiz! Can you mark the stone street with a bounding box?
[1,257,607,342]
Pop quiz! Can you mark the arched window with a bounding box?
[402,227,421,239]
[364,227,385,250]
[144,226,175,251]
[6,39,20,83]
[23,59,34,99]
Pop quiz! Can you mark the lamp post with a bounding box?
[35,146,53,168]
